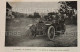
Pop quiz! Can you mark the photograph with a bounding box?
[5,1,77,47]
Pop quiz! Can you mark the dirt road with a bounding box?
[5,18,77,47]
[14,25,77,47]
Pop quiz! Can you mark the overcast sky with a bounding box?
[9,2,61,13]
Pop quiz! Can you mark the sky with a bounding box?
[9,2,61,13]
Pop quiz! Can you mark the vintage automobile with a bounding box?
[30,12,66,41]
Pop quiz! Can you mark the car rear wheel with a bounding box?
[30,25,36,38]
[31,32,36,38]
[62,24,66,34]
[48,26,55,41]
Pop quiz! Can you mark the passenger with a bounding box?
[58,13,65,31]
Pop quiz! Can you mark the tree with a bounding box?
[66,1,77,10]
[59,1,77,10]
[34,12,41,18]
[58,1,77,25]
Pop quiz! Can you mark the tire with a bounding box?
[48,26,55,41]
[31,31,36,38]
[62,24,66,34]
[30,25,36,38]
[64,24,66,32]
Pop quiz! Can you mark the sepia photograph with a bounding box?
[5,1,77,47]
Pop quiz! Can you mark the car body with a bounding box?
[30,13,66,41]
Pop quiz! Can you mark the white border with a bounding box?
[0,0,79,52]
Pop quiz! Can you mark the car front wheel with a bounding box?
[47,26,55,41]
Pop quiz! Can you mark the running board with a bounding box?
[56,31,63,33]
